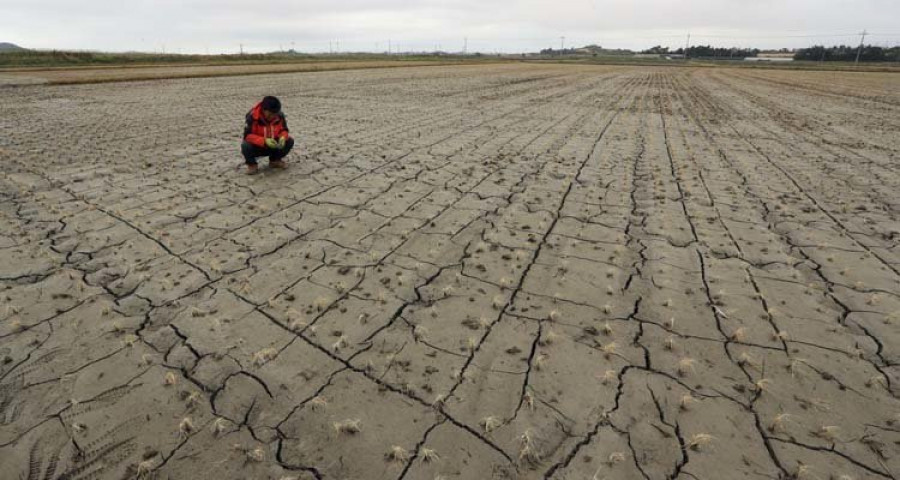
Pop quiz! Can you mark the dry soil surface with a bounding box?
[1,64,899,480]
[0,60,482,86]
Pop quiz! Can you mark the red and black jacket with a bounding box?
[243,101,291,148]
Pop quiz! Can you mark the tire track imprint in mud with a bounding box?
[1,64,899,480]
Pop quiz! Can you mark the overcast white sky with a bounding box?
[2,0,898,54]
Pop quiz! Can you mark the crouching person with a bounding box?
[241,95,293,175]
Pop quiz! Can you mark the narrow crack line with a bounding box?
[458,74,641,412]
[715,80,900,279]
[0,294,95,340]
[665,71,899,396]
[275,436,324,479]
[660,84,789,355]
[646,381,687,480]
[658,87,748,381]
[274,366,348,433]
[233,290,515,463]
[84,201,212,282]
[395,418,445,480]
[541,418,606,479]
[768,436,893,478]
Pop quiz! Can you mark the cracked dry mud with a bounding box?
[1,64,899,480]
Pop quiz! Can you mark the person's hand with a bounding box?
[265,138,279,149]
[278,137,287,149]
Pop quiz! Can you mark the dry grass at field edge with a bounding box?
[0,59,509,86]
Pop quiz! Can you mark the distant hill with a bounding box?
[0,42,27,52]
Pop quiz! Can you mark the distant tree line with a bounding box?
[639,44,900,62]
[540,48,579,55]
[641,45,760,58]
[793,45,900,62]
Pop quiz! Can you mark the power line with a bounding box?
[458,31,898,45]
[216,30,898,55]
[692,33,858,39]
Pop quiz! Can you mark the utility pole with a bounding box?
[684,33,690,60]
[855,29,867,65]
[239,44,243,55]
[560,36,565,50]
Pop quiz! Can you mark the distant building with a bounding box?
[758,52,795,58]
[746,52,794,62]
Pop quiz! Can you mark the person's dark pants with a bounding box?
[241,138,294,165]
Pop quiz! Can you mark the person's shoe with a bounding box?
[270,159,287,169]
[246,164,259,175]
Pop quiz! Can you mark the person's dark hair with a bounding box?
[261,96,281,113]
